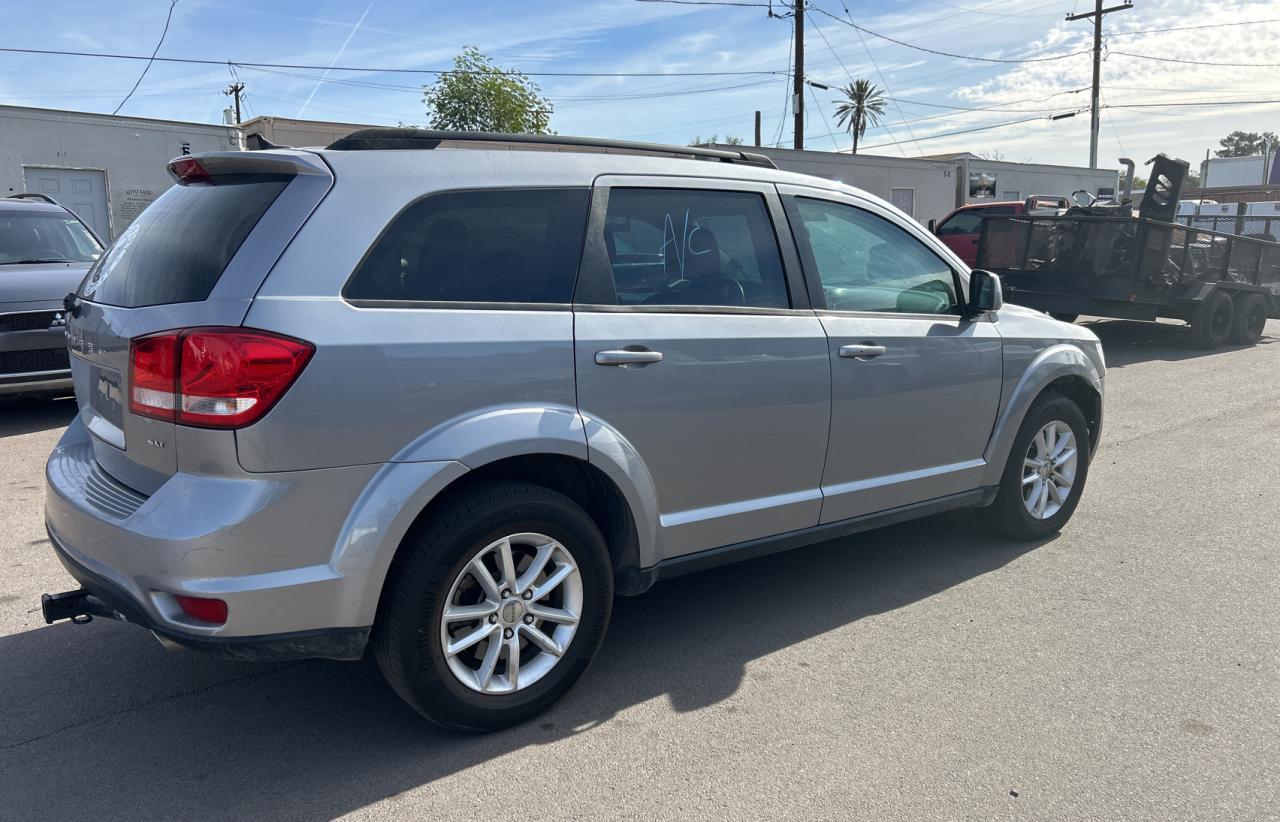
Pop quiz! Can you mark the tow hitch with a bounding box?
[41,589,119,625]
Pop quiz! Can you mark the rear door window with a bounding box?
[79,178,288,307]
[598,188,790,309]
[343,188,589,305]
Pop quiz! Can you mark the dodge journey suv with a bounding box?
[43,131,1105,732]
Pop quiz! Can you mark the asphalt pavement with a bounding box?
[1,318,1277,821]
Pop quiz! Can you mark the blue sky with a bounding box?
[3,0,1279,168]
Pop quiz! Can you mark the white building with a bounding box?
[0,105,240,240]
[726,145,1118,225]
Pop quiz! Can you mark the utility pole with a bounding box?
[792,1,804,150]
[224,82,245,125]
[1067,0,1130,168]
[754,110,762,146]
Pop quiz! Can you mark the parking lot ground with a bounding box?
[1,318,1278,821]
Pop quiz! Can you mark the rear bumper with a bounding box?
[45,531,368,661]
[44,416,381,655]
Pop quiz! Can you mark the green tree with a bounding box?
[422,47,553,134]
[833,79,887,155]
[1215,130,1279,157]
[689,134,744,146]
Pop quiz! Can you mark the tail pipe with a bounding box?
[1119,157,1136,202]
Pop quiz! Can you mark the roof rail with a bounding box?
[324,128,778,170]
[8,193,58,205]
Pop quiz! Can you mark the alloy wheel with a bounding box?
[1022,420,1078,520]
[439,532,583,694]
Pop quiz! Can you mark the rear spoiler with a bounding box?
[166,150,331,185]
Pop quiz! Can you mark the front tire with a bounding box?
[373,481,613,732]
[980,393,1091,540]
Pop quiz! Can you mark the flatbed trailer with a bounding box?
[976,212,1280,348]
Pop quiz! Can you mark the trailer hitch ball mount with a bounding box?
[41,589,117,625]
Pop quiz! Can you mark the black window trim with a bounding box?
[571,176,812,314]
[339,184,592,310]
[781,192,972,319]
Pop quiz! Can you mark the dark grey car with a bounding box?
[43,132,1105,732]
[0,195,103,395]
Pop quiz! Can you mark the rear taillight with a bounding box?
[129,328,313,429]
[129,333,180,422]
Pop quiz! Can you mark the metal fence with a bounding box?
[979,215,1280,296]
[1174,214,1280,242]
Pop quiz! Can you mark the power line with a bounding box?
[809,5,1090,63]
[923,0,1071,17]
[113,0,178,115]
[0,45,787,77]
[860,114,1044,150]
[773,14,795,146]
[634,0,770,5]
[1106,18,1280,37]
[806,81,841,150]
[812,8,914,156]
[1111,51,1280,68]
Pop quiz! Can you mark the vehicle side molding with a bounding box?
[621,487,997,595]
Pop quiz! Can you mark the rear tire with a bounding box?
[1228,292,1267,345]
[980,392,1091,541]
[373,481,613,733]
[1049,312,1079,323]
[1191,290,1234,349]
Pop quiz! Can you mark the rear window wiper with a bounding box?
[0,257,73,264]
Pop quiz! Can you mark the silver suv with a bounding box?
[43,131,1104,731]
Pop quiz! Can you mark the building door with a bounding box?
[24,167,110,241]
[890,187,915,217]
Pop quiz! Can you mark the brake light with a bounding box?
[129,333,179,421]
[168,157,214,185]
[129,328,313,429]
[174,594,228,625]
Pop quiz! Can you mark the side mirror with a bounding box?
[927,218,937,233]
[967,269,1003,317]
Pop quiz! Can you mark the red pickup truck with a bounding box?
[933,197,1069,266]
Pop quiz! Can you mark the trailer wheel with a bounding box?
[1191,291,1234,349]
[1049,313,1079,324]
[1228,293,1267,345]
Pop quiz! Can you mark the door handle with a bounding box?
[839,343,887,359]
[595,349,663,366]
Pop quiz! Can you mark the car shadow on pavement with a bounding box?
[0,395,76,438]
[0,510,1047,820]
[1084,318,1277,368]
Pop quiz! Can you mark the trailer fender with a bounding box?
[981,343,1103,488]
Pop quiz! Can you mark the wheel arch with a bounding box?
[981,344,1103,487]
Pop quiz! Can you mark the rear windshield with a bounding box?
[0,210,103,265]
[79,177,288,307]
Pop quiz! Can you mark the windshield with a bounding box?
[0,210,103,264]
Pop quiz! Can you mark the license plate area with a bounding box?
[78,358,127,450]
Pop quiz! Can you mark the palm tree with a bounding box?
[833,79,887,155]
